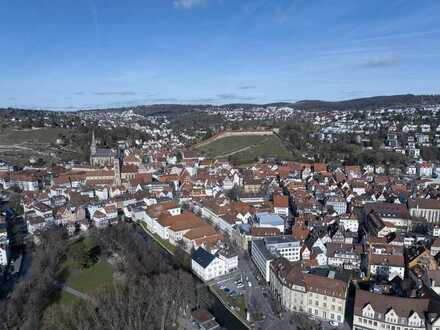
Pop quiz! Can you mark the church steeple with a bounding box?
[90,130,97,156]
[90,130,97,166]
[113,149,122,186]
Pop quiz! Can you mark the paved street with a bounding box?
[210,247,352,330]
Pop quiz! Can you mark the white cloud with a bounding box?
[173,0,206,9]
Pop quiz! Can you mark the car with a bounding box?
[329,320,339,327]
[224,288,230,293]
[237,283,244,288]
[248,281,252,287]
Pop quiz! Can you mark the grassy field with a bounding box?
[0,127,87,166]
[196,134,296,165]
[63,259,113,293]
[0,127,68,144]
[197,135,269,156]
[55,237,113,305]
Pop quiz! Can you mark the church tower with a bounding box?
[90,130,97,165]
[113,150,122,186]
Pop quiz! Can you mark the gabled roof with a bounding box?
[192,247,215,268]
[354,289,429,319]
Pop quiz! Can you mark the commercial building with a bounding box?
[270,258,348,325]
[353,289,429,330]
[251,235,301,282]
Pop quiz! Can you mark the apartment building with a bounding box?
[353,289,429,330]
[270,258,348,325]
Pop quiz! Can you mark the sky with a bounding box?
[0,0,439,110]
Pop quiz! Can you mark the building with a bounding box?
[369,253,405,280]
[26,215,47,234]
[417,162,433,177]
[364,202,412,231]
[327,243,362,271]
[270,258,348,325]
[325,196,347,215]
[90,131,115,167]
[254,212,285,233]
[353,289,429,330]
[251,236,301,282]
[431,239,440,257]
[408,199,440,225]
[0,231,9,266]
[191,310,220,330]
[191,247,237,282]
[273,194,289,217]
[339,214,359,233]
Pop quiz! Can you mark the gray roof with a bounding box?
[93,148,113,158]
[256,212,284,226]
[264,235,301,248]
[252,239,275,260]
[192,247,215,268]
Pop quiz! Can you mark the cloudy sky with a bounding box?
[1,0,439,109]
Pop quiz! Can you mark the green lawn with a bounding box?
[57,237,113,299]
[63,259,113,294]
[197,135,268,157]
[196,134,295,165]
[229,135,296,165]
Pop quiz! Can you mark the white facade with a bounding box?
[340,217,359,233]
[191,247,237,282]
[369,264,405,281]
[0,244,8,266]
[274,206,289,217]
[191,256,225,282]
[251,240,273,282]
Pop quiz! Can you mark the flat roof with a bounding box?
[252,239,275,260]
[256,212,284,225]
[265,235,301,248]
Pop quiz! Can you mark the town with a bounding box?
[2,97,440,329]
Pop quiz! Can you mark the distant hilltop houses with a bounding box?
[2,97,440,327]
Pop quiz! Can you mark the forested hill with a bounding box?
[291,94,440,111]
[1,94,439,113]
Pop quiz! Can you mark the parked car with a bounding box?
[329,320,339,327]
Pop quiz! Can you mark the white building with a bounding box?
[251,236,301,282]
[408,199,440,225]
[325,196,347,215]
[353,289,428,330]
[191,247,237,282]
[369,254,405,280]
[339,214,359,233]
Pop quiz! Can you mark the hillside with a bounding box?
[194,131,297,165]
[1,94,439,114]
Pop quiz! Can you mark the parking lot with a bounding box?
[209,250,351,330]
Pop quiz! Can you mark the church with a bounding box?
[89,131,122,186]
[90,131,115,167]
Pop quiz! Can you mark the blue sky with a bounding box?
[0,0,439,110]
